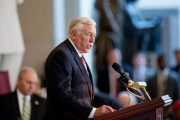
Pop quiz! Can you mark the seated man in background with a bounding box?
[0,67,46,120]
[146,54,179,102]
[171,49,180,74]
[132,51,155,82]
[146,54,179,119]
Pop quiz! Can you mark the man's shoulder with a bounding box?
[0,92,15,98]
[0,92,16,104]
[48,39,73,56]
[45,39,70,62]
[52,39,69,51]
[31,94,46,108]
[32,94,46,101]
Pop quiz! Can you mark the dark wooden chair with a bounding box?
[0,71,11,95]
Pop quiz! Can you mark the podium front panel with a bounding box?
[95,97,164,120]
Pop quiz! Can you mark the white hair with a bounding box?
[68,17,96,38]
[18,66,37,79]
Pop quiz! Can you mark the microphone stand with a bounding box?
[126,81,151,101]
[142,87,151,100]
[126,85,147,102]
[115,69,151,101]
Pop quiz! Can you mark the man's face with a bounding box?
[158,57,166,70]
[175,51,180,64]
[72,24,96,53]
[18,70,38,96]
[107,49,121,65]
[133,54,146,67]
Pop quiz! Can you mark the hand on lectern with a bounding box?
[94,105,116,117]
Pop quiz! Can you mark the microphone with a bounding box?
[112,63,133,87]
[112,63,125,74]
[112,63,151,100]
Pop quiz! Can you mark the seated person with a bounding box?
[97,48,132,97]
[0,67,46,120]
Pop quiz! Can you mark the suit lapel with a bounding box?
[31,95,35,120]
[30,95,40,120]
[75,55,93,99]
[65,39,94,100]
[12,92,21,120]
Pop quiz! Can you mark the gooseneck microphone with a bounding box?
[112,63,151,100]
[112,63,132,87]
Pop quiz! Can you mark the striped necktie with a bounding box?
[81,56,94,98]
[22,96,30,120]
[81,56,89,75]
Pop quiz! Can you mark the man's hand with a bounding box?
[94,105,116,117]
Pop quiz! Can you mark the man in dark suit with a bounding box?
[43,17,114,120]
[146,54,179,102]
[132,52,155,83]
[0,67,46,120]
[146,54,179,119]
[172,49,180,74]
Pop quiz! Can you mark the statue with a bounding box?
[122,0,161,64]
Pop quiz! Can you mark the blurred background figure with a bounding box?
[117,91,138,108]
[146,54,179,120]
[97,48,132,97]
[97,48,121,97]
[95,32,121,70]
[132,51,155,82]
[146,54,179,101]
[172,49,180,74]
[0,67,46,120]
[0,0,25,91]
[171,49,180,94]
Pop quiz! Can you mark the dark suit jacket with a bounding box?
[146,71,179,102]
[171,65,180,73]
[43,39,94,120]
[0,91,46,120]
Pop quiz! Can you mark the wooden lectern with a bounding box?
[95,95,172,120]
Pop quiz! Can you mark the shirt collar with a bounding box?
[68,38,82,57]
[158,68,169,77]
[17,89,31,101]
